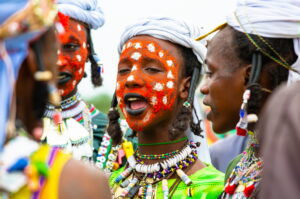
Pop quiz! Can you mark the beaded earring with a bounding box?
[236,51,262,136]
[236,89,250,136]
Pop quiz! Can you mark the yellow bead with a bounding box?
[122,141,134,158]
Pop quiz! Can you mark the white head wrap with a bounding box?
[118,17,206,64]
[56,0,105,29]
[227,0,300,84]
[118,17,211,163]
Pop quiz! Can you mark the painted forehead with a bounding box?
[120,39,178,69]
[56,13,87,42]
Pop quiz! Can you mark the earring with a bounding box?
[236,89,250,136]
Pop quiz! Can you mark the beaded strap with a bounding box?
[135,149,180,160]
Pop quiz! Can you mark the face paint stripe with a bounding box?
[147,43,155,52]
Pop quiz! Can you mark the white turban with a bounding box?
[118,17,206,64]
[118,17,211,163]
[227,0,300,84]
[56,0,105,29]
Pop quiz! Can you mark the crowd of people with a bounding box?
[0,0,299,198]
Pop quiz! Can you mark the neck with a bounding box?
[137,123,187,157]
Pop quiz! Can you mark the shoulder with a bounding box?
[59,159,111,199]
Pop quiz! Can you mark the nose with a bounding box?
[200,79,210,95]
[125,71,144,88]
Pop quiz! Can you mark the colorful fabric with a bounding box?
[227,0,300,83]
[0,0,56,150]
[56,0,105,29]
[110,164,224,199]
[10,145,71,199]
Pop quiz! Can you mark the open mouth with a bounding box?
[58,72,72,85]
[124,93,148,116]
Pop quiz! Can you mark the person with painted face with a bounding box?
[197,0,300,198]
[41,0,127,173]
[0,0,111,198]
[108,17,224,199]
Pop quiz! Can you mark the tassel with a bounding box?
[145,184,153,199]
[176,169,192,185]
[162,179,169,199]
[236,90,250,136]
[115,167,133,183]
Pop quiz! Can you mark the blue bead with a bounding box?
[7,157,29,172]
[239,109,245,117]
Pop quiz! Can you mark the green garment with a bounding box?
[110,164,224,199]
[224,154,243,183]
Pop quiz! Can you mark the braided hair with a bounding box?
[230,26,297,115]
[107,43,203,145]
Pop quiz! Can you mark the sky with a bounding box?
[78,0,237,98]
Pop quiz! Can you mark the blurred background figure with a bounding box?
[0,0,111,198]
[258,82,300,199]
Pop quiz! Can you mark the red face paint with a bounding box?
[56,13,88,97]
[116,38,180,131]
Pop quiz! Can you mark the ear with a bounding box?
[243,64,252,87]
[179,76,191,99]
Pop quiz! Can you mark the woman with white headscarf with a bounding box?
[107,17,224,199]
[196,0,300,198]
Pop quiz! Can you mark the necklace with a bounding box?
[135,148,180,160]
[112,141,198,199]
[221,131,262,199]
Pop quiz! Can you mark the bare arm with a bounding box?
[59,159,112,199]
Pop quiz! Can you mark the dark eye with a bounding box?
[63,43,80,52]
[118,68,131,75]
[145,67,162,73]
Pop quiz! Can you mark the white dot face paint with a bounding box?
[77,24,82,31]
[132,64,137,71]
[131,52,142,61]
[167,71,174,79]
[153,83,164,91]
[116,82,120,90]
[57,60,62,65]
[134,42,142,49]
[76,55,82,62]
[122,45,126,52]
[159,51,164,58]
[57,50,61,55]
[117,97,121,103]
[127,75,135,82]
[72,80,76,86]
[166,81,174,89]
[166,60,174,67]
[162,96,168,105]
[147,43,155,52]
[83,42,86,49]
[151,96,157,105]
[78,68,83,75]
[126,42,132,49]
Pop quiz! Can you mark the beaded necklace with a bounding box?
[112,141,198,199]
[135,148,180,160]
[221,131,262,199]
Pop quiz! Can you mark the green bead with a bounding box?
[34,161,49,177]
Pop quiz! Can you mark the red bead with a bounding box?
[244,183,255,197]
[53,112,62,125]
[236,126,247,136]
[225,183,237,195]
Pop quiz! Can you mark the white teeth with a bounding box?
[127,97,139,101]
